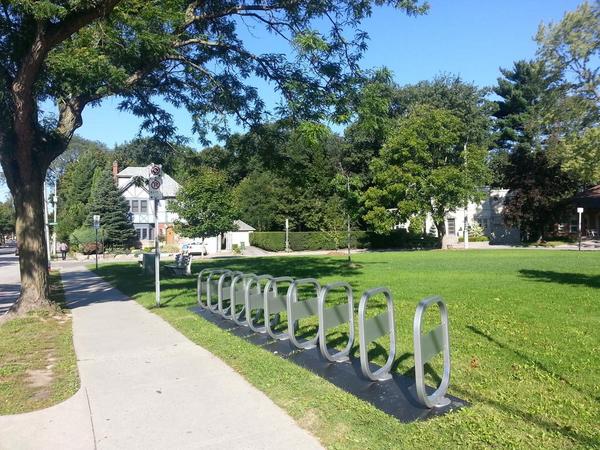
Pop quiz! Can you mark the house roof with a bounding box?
[117,166,181,198]
[573,185,600,209]
[234,220,255,231]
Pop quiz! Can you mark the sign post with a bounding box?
[577,207,584,251]
[149,164,163,307]
[93,215,100,269]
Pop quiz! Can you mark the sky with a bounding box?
[0,0,586,200]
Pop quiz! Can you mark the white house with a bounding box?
[114,162,255,251]
[114,162,181,246]
[395,188,520,245]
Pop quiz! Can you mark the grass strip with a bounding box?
[0,271,80,415]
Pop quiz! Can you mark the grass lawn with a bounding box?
[94,250,600,449]
[0,271,80,415]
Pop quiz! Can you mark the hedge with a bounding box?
[250,229,439,252]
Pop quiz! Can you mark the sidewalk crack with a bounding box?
[85,387,98,450]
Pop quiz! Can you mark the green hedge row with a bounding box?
[250,230,439,252]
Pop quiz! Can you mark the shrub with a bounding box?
[250,232,285,251]
[250,230,436,251]
[70,226,104,254]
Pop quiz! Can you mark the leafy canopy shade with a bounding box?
[0,0,427,312]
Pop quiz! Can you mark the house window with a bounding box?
[131,200,139,213]
[447,218,456,235]
[570,216,578,233]
[136,229,142,240]
[140,200,148,213]
[141,228,148,240]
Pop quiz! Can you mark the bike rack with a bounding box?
[229,273,256,325]
[286,278,321,349]
[317,282,354,362]
[413,296,451,408]
[358,287,396,381]
[197,269,230,309]
[244,274,274,333]
[217,271,244,317]
[263,276,294,341]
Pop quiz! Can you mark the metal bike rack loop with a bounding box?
[317,282,354,362]
[358,287,396,381]
[197,269,230,309]
[286,278,321,349]
[263,276,294,341]
[413,296,451,408]
[217,271,243,317]
[229,273,256,325]
[244,274,274,333]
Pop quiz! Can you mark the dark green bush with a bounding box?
[250,229,437,251]
[250,232,286,251]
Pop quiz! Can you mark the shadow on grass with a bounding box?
[467,325,599,403]
[519,269,600,289]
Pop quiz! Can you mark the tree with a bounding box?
[502,150,578,241]
[0,0,427,313]
[234,171,283,232]
[86,169,136,247]
[112,138,194,180]
[493,60,580,239]
[364,105,490,246]
[535,1,600,184]
[171,168,237,239]
[56,148,109,241]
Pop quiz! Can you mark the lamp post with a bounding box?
[577,207,584,251]
[285,218,290,252]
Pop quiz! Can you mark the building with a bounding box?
[114,163,256,251]
[114,163,180,247]
[561,185,600,238]
[395,188,520,245]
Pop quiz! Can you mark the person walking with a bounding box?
[59,242,68,260]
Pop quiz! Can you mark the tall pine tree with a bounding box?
[86,169,136,248]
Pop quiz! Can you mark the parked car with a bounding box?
[182,241,207,256]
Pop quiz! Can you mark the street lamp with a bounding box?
[577,207,584,251]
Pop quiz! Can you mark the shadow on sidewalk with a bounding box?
[62,269,130,309]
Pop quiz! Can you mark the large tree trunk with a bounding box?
[9,166,51,314]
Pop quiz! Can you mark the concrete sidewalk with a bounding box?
[0,265,322,450]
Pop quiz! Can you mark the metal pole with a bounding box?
[44,183,51,270]
[52,180,57,257]
[346,175,351,263]
[155,198,160,306]
[463,206,469,249]
[285,218,290,252]
[578,210,582,251]
[95,228,98,270]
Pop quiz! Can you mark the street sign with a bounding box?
[148,164,163,200]
[150,164,162,177]
[577,207,584,214]
[148,176,163,200]
[93,215,100,229]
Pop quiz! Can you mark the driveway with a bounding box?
[0,247,20,315]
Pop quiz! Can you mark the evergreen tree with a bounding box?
[86,169,136,248]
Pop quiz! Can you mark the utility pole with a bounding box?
[346,174,351,264]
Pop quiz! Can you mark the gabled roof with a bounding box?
[117,166,180,198]
[573,185,600,209]
[234,219,255,231]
